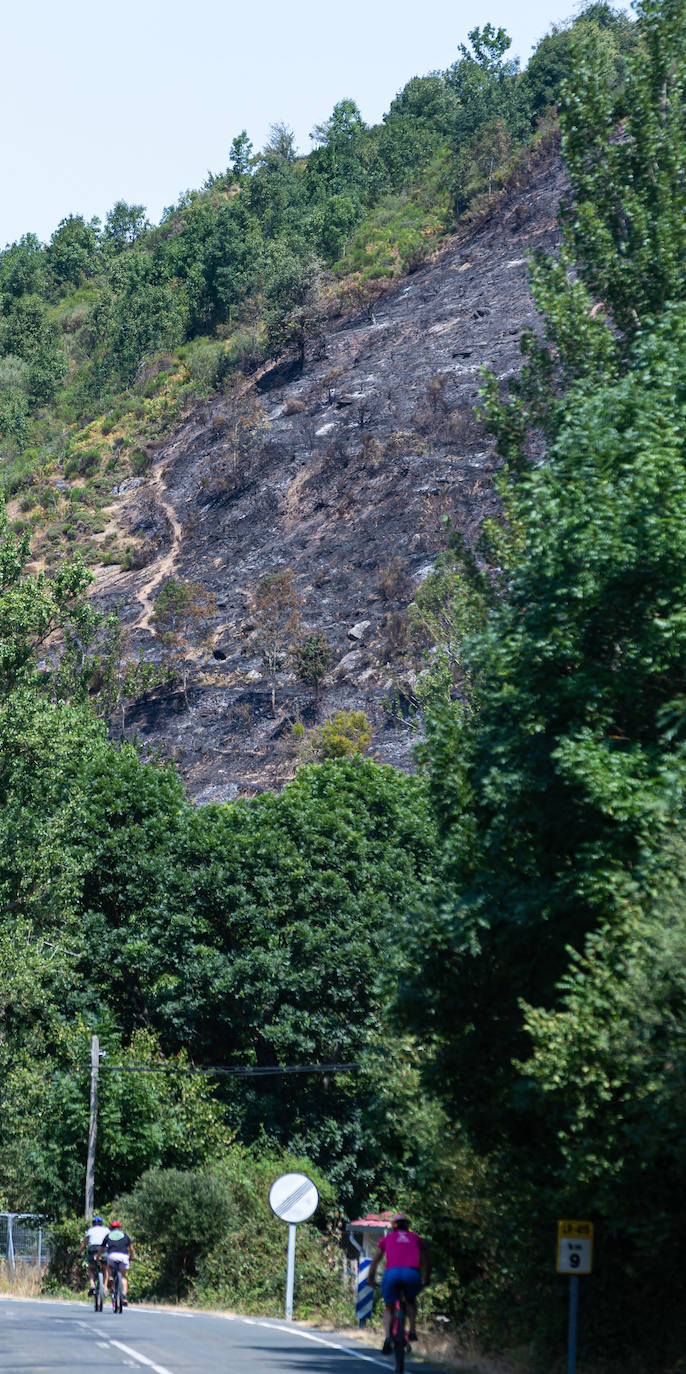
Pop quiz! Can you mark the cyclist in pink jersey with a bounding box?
[366,1212,430,1352]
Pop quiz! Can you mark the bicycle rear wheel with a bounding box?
[112,1267,123,1314]
[393,1302,406,1374]
[95,1268,104,1312]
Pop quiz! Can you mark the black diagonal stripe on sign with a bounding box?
[282,1181,314,1213]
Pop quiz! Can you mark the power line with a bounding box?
[87,1060,360,1078]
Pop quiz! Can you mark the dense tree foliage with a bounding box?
[0,505,437,1214]
[7,6,686,1367]
[407,311,686,1117]
[399,3,686,1365]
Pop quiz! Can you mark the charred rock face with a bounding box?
[92,152,566,799]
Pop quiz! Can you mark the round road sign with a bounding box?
[269,1172,319,1224]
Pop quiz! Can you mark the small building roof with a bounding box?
[347,1210,395,1231]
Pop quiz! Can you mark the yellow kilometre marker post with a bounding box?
[557,1221,594,1374]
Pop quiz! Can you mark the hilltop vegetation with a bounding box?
[3,1,686,1371]
[0,6,633,570]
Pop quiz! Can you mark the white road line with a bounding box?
[75,1321,176,1374]
[109,1338,176,1374]
[145,1310,195,1318]
[3,1298,395,1370]
[250,1320,390,1367]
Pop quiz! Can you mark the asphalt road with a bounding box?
[0,1299,420,1374]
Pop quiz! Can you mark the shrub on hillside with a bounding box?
[307,710,371,760]
[65,446,100,478]
[116,1168,240,1299]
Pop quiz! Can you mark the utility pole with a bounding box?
[84,1034,100,1219]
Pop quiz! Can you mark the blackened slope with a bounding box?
[92,151,565,799]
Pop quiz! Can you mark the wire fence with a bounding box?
[0,1213,52,1268]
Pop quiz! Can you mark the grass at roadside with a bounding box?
[0,1261,49,1297]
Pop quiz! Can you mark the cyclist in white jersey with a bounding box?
[78,1216,109,1296]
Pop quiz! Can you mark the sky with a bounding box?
[1,0,629,249]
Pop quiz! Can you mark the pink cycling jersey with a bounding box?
[379,1229,425,1270]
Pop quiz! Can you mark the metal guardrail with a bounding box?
[0,1213,51,1267]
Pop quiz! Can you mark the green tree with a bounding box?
[310,194,363,263]
[229,130,254,179]
[261,121,297,166]
[0,294,67,403]
[377,76,457,189]
[115,1167,238,1298]
[0,498,98,693]
[93,255,189,386]
[521,3,635,121]
[518,837,686,1363]
[405,309,686,1134]
[0,233,46,300]
[264,242,327,371]
[92,613,166,733]
[151,578,217,707]
[46,214,100,289]
[103,200,150,253]
[290,631,332,702]
[308,99,370,203]
[558,0,685,342]
[248,137,306,246]
[446,24,530,147]
[0,1015,231,1212]
[407,539,491,710]
[251,568,301,714]
[482,0,686,469]
[0,381,30,449]
[398,16,686,1349]
[454,117,513,207]
[191,198,263,330]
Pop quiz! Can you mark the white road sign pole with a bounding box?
[269,1172,319,1324]
[285,1222,297,1321]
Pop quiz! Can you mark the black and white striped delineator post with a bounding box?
[269,1173,319,1321]
[356,1257,373,1325]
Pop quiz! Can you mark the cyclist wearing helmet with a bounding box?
[78,1216,109,1296]
[366,1212,430,1353]
[96,1220,135,1305]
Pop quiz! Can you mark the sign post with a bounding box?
[269,1172,319,1321]
[557,1221,593,1374]
[355,1256,373,1325]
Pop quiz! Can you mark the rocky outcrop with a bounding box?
[91,151,566,798]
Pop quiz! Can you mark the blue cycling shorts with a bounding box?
[382,1266,421,1304]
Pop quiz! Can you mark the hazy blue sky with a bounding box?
[1,0,629,248]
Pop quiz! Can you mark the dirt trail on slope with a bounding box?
[131,358,277,630]
[133,453,186,630]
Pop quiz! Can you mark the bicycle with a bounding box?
[390,1283,411,1374]
[110,1261,125,1314]
[93,1260,105,1313]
